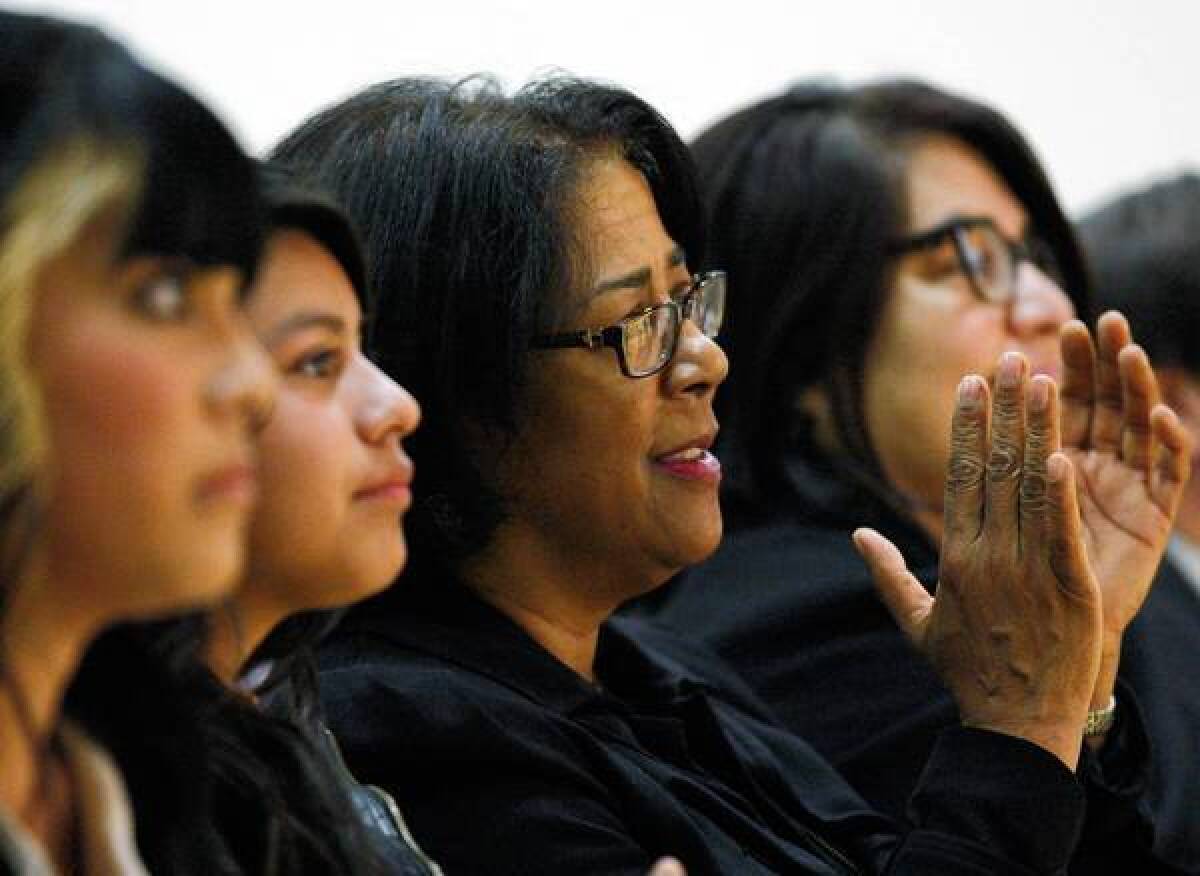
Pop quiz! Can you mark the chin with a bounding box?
[135,551,242,619]
[671,511,724,570]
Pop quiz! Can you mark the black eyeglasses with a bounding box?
[530,271,726,378]
[890,216,1061,304]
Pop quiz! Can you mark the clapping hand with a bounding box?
[854,352,1102,768]
[1058,313,1191,711]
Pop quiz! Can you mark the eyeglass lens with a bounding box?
[623,305,679,376]
[954,224,1015,304]
[621,273,726,377]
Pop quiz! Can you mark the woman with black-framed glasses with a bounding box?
[647,80,1197,871]
[269,74,1150,876]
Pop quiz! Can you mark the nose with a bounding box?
[1009,262,1074,337]
[206,320,276,432]
[663,320,728,398]
[353,353,421,445]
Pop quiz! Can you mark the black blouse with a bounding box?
[316,577,1085,875]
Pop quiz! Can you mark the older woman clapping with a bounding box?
[275,77,1113,876]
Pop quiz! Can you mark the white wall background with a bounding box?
[12,0,1199,213]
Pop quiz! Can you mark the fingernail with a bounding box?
[958,375,982,406]
[998,352,1023,388]
[1028,377,1049,412]
[1047,453,1065,482]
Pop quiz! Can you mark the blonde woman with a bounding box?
[0,13,272,873]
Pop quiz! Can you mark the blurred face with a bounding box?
[27,208,274,619]
[244,230,420,611]
[495,158,728,600]
[861,135,1075,517]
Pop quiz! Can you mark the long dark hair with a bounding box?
[272,75,705,583]
[692,80,1091,524]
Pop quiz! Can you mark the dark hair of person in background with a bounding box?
[694,80,1091,528]
[271,75,705,581]
[1,13,266,873]
[1078,172,1200,374]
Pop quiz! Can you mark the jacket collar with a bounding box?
[339,577,698,715]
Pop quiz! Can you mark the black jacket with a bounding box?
[316,577,1087,875]
[647,454,1197,873]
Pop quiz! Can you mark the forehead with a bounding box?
[903,134,1029,240]
[248,229,360,325]
[575,158,678,278]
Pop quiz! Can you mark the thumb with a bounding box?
[648,858,686,876]
[853,528,933,647]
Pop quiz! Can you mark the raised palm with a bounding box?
[1058,312,1191,642]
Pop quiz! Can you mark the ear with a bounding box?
[795,382,842,455]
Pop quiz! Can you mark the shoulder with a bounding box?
[316,632,595,769]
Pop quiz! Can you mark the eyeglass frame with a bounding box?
[529,270,726,379]
[889,216,1060,304]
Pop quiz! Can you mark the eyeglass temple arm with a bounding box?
[530,328,605,350]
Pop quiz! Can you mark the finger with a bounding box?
[1151,403,1192,514]
[1059,319,1096,449]
[1090,311,1133,453]
[1020,375,1060,551]
[943,375,989,543]
[1044,452,1096,600]
[984,352,1027,540]
[648,859,686,876]
[1117,344,1159,473]
[853,528,933,648]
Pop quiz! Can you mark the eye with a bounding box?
[291,347,345,380]
[134,272,189,321]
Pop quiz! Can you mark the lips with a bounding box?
[655,434,721,484]
[353,457,415,507]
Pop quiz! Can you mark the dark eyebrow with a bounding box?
[589,245,689,298]
[263,312,348,346]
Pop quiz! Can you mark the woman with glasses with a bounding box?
[272,75,1131,875]
[647,81,1195,870]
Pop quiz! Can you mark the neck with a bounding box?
[0,554,102,819]
[205,591,288,687]
[462,527,638,682]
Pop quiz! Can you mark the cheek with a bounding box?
[40,334,199,520]
[864,294,1007,499]
[255,400,350,532]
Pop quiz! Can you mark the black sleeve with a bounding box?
[1070,683,1188,874]
[899,727,1085,874]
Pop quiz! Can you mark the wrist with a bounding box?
[1090,635,1122,711]
[963,717,1084,772]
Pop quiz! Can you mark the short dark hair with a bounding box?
[1079,172,1200,375]
[272,75,703,571]
[693,80,1091,520]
